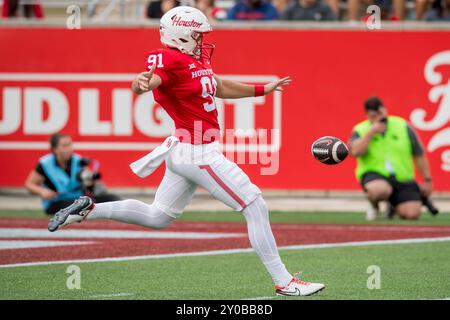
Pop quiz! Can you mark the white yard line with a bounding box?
[0,247,254,268]
[1,236,450,269]
[0,228,244,239]
[241,296,277,300]
[0,240,92,250]
[89,293,134,298]
[278,237,450,251]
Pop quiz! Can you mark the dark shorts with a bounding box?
[45,193,121,215]
[361,172,421,207]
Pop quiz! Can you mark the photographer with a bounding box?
[25,133,120,215]
[348,97,434,221]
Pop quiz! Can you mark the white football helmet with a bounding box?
[160,6,214,61]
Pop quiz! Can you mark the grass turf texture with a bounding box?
[0,242,449,300]
[1,209,449,300]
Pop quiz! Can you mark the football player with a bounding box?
[48,6,325,297]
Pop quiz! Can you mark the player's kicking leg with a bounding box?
[48,167,197,232]
[168,142,325,296]
[241,195,325,296]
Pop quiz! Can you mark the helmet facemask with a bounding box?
[191,32,215,62]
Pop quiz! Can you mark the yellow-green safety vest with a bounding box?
[353,116,415,182]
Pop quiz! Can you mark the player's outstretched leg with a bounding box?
[48,196,95,232]
[242,195,325,296]
[48,166,197,232]
[48,196,175,232]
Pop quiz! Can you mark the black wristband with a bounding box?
[424,177,432,182]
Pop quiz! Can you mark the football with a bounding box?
[311,136,349,165]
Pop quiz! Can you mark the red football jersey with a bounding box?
[145,48,220,144]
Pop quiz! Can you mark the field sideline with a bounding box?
[0,209,449,300]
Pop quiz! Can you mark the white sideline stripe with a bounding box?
[278,236,450,251]
[241,296,277,300]
[0,228,244,239]
[1,236,450,268]
[90,293,134,298]
[0,240,92,250]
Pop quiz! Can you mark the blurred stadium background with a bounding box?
[0,0,449,300]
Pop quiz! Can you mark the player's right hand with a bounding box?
[41,189,58,200]
[370,121,386,135]
[135,64,156,92]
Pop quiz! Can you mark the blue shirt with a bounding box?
[227,1,279,20]
[38,153,84,209]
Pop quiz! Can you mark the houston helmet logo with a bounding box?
[171,16,203,28]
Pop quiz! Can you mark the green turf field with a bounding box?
[1,209,449,300]
[2,209,450,225]
[1,242,449,300]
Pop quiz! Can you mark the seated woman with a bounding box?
[25,133,120,215]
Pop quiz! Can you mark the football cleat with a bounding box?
[275,273,325,296]
[385,203,395,220]
[48,196,94,232]
[366,204,380,221]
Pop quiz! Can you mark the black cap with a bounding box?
[364,96,384,112]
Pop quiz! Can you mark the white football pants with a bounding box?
[88,142,292,286]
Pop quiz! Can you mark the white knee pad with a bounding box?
[144,202,175,229]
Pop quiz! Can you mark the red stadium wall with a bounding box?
[0,28,449,191]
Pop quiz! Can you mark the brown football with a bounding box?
[311,136,349,165]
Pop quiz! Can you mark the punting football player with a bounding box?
[48,6,325,297]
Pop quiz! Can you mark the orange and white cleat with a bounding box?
[275,273,325,296]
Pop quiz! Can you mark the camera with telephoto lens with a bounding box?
[77,158,101,189]
[379,117,387,136]
[77,169,101,188]
[422,196,439,216]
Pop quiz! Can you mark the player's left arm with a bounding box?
[409,124,433,197]
[415,155,432,197]
[214,74,292,99]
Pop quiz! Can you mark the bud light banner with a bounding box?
[0,28,449,191]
